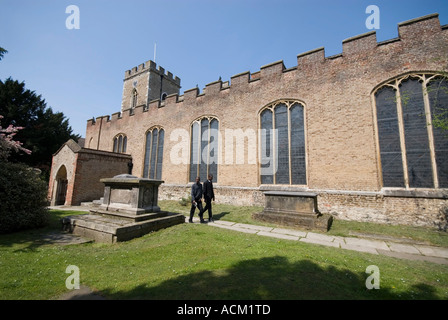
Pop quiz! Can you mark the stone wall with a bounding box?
[158,183,447,229]
[70,149,131,204]
[317,190,448,229]
[159,184,264,207]
[121,60,181,111]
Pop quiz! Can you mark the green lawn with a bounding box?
[0,204,447,300]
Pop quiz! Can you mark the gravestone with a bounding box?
[253,191,332,231]
[62,174,185,243]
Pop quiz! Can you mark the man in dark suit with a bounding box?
[189,176,204,223]
[201,174,215,222]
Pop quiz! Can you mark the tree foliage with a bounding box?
[0,112,49,233]
[0,47,7,61]
[0,162,49,234]
[0,78,80,178]
[0,115,31,161]
[429,75,448,133]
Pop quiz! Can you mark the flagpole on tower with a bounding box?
[154,42,157,63]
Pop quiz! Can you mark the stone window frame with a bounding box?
[189,115,219,183]
[113,133,127,154]
[131,88,138,109]
[372,72,447,190]
[258,99,308,186]
[142,125,165,180]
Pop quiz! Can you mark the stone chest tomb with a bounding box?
[62,174,185,243]
[253,191,333,231]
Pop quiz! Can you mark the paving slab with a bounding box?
[212,220,236,226]
[300,237,340,248]
[211,223,259,234]
[48,205,90,212]
[271,228,308,238]
[306,232,336,243]
[58,285,106,300]
[36,231,92,246]
[233,223,273,232]
[257,231,299,241]
[388,243,421,255]
[332,236,346,245]
[349,231,430,245]
[377,249,448,265]
[344,237,390,251]
[340,243,379,254]
[415,245,448,258]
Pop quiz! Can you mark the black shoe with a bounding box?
[209,218,214,223]
[188,219,193,223]
[200,219,206,223]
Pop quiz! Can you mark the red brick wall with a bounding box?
[79,14,448,227]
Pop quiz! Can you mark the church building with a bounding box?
[49,13,448,229]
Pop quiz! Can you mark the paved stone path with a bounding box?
[57,285,106,300]
[191,218,448,265]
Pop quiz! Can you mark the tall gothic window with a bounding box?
[260,100,306,185]
[189,116,219,182]
[143,127,164,179]
[374,74,448,189]
[113,133,127,153]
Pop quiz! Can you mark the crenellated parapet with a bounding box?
[87,12,447,130]
[124,60,181,86]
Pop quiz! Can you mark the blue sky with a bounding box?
[1,0,448,137]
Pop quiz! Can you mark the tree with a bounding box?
[0,78,80,178]
[0,115,31,161]
[0,114,48,234]
[428,74,448,133]
[0,47,7,61]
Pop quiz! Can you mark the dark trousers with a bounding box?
[190,200,203,221]
[202,198,213,219]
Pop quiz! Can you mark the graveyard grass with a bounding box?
[0,201,447,300]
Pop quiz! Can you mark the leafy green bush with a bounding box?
[0,162,49,233]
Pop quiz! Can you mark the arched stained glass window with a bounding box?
[189,116,219,182]
[260,100,306,185]
[113,133,127,153]
[143,127,164,179]
[374,73,448,189]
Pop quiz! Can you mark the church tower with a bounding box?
[121,60,181,111]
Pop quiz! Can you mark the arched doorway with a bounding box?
[54,165,68,205]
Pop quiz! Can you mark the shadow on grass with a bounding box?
[78,256,440,300]
[0,210,86,251]
[213,211,230,220]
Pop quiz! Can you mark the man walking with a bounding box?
[189,176,204,223]
[201,174,215,222]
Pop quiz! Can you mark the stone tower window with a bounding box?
[374,73,448,189]
[189,116,219,183]
[113,133,127,153]
[131,89,138,109]
[143,127,164,179]
[259,100,307,185]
